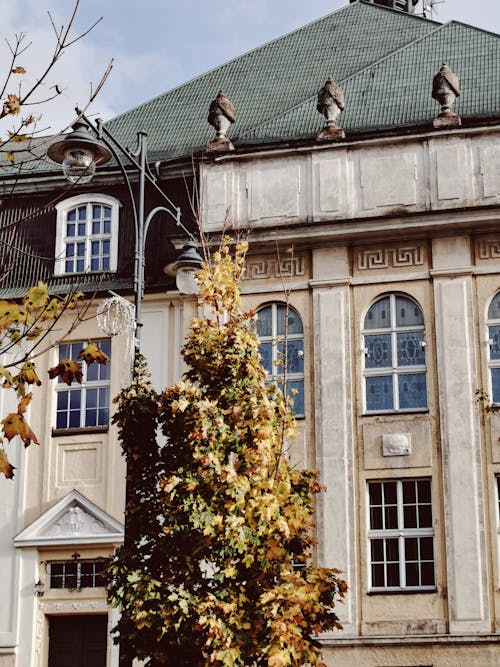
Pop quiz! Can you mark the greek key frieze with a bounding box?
[244,256,306,280]
[477,239,500,260]
[357,246,424,271]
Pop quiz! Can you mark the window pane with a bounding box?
[277,305,303,335]
[370,506,383,530]
[259,342,273,373]
[404,504,417,528]
[256,307,272,337]
[384,505,398,529]
[67,209,76,221]
[372,563,385,587]
[398,373,427,409]
[397,332,425,367]
[403,480,416,503]
[417,479,431,503]
[286,380,304,417]
[488,293,500,320]
[489,326,500,360]
[405,561,420,586]
[405,537,418,561]
[386,562,400,587]
[365,297,391,330]
[421,561,435,586]
[386,539,398,562]
[366,376,393,411]
[371,539,384,561]
[395,296,424,327]
[277,340,304,374]
[369,483,382,505]
[383,482,397,504]
[365,334,392,369]
[492,368,500,403]
[67,223,75,237]
[420,536,434,560]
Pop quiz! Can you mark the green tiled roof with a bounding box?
[105,1,440,160]
[242,21,500,141]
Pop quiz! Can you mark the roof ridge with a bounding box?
[447,19,500,39]
[237,15,448,140]
[356,0,440,25]
[106,2,356,128]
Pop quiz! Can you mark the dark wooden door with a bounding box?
[48,615,108,667]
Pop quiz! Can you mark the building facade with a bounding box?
[1,1,499,665]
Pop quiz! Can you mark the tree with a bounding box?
[0,281,108,479]
[0,0,112,168]
[107,241,347,667]
[0,1,112,478]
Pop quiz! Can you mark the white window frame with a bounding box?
[54,339,111,430]
[256,302,305,418]
[367,479,435,593]
[362,293,427,414]
[54,194,120,276]
[487,292,500,403]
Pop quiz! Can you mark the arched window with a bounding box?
[363,294,427,413]
[54,194,120,276]
[487,292,500,402]
[256,303,304,417]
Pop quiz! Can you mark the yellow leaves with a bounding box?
[5,152,15,164]
[0,449,15,479]
[18,361,41,386]
[11,66,26,74]
[2,412,39,447]
[7,132,28,143]
[24,282,49,309]
[3,93,21,116]
[78,342,109,366]
[0,366,14,388]
[0,301,22,329]
[48,359,83,386]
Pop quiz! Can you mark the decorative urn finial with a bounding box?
[432,63,461,128]
[316,78,345,141]
[206,90,235,152]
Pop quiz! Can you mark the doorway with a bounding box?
[48,615,108,667]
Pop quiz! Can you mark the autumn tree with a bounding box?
[0,1,112,478]
[107,241,347,667]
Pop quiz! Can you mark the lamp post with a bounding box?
[47,115,203,353]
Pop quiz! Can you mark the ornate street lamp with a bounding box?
[47,115,203,351]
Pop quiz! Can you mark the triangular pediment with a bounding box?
[14,490,124,548]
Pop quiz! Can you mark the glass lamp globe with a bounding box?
[175,266,198,295]
[62,148,96,184]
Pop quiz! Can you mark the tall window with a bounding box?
[55,340,111,430]
[54,194,120,275]
[368,479,435,592]
[487,292,500,402]
[363,294,427,412]
[256,303,304,417]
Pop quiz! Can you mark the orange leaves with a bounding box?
[78,342,109,366]
[11,66,26,75]
[48,359,83,386]
[2,394,39,448]
[3,93,21,116]
[0,449,15,479]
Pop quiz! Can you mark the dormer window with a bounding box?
[54,194,120,276]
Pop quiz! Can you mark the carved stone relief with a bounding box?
[476,238,500,262]
[356,245,425,272]
[47,505,107,537]
[243,255,307,281]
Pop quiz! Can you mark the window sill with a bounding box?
[368,587,437,595]
[52,426,109,437]
[362,409,429,417]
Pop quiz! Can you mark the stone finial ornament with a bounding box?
[316,78,345,141]
[206,90,235,152]
[432,63,461,128]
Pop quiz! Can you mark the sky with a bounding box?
[2,0,499,134]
